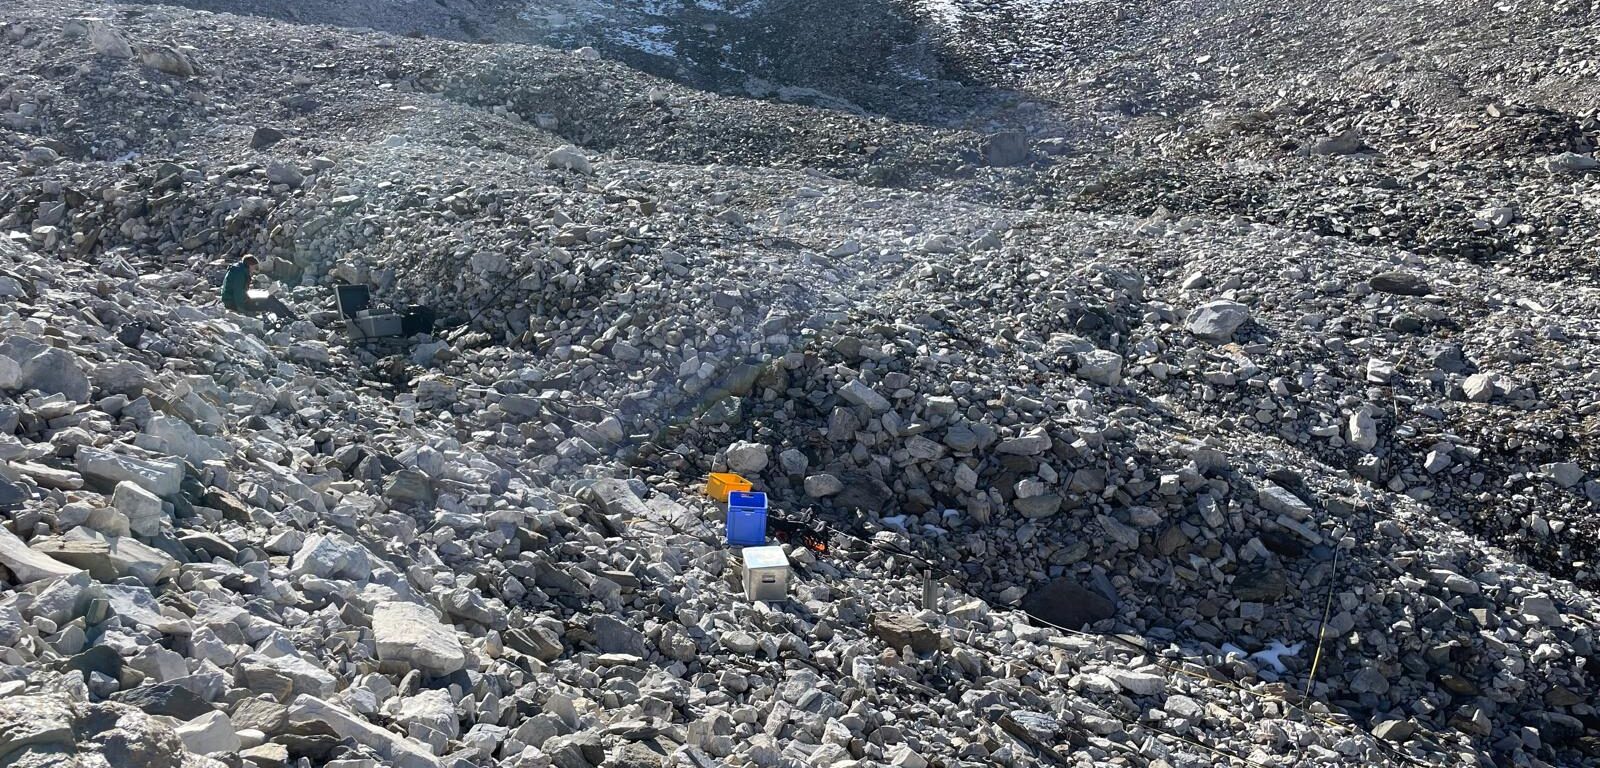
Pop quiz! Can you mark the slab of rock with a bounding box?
[582,479,649,519]
[1105,669,1165,696]
[1369,271,1433,296]
[250,126,285,149]
[837,379,891,412]
[265,161,303,188]
[289,533,371,581]
[239,654,337,699]
[89,22,135,58]
[395,689,460,741]
[1232,566,1289,602]
[113,682,214,720]
[91,360,153,396]
[832,472,893,512]
[504,626,564,661]
[942,424,979,452]
[542,731,606,767]
[870,612,941,654]
[0,692,75,755]
[0,473,23,508]
[35,528,178,586]
[0,693,212,767]
[0,524,83,583]
[0,354,21,391]
[996,426,1051,456]
[1542,152,1600,173]
[776,448,809,475]
[11,461,83,490]
[1372,719,1415,742]
[1348,406,1378,451]
[147,414,225,464]
[1257,482,1312,521]
[230,698,289,734]
[76,447,183,497]
[1014,493,1063,519]
[288,695,442,768]
[1020,576,1117,629]
[1519,595,1566,627]
[374,602,466,676]
[1309,128,1363,155]
[590,615,647,656]
[241,743,289,766]
[140,44,196,77]
[1185,300,1250,341]
[102,583,190,634]
[1542,462,1585,488]
[719,629,759,654]
[383,469,434,505]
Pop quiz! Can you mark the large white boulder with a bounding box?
[176,711,240,755]
[725,441,770,475]
[373,602,466,676]
[113,481,166,537]
[147,414,226,464]
[75,447,183,497]
[543,145,592,174]
[289,533,372,581]
[1074,350,1124,386]
[1185,300,1250,342]
[18,347,91,402]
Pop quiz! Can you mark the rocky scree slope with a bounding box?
[1,2,1600,768]
[120,0,978,122]
[895,0,1600,280]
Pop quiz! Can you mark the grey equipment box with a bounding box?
[351,310,403,338]
[741,545,790,602]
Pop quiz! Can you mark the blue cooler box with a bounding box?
[725,491,768,546]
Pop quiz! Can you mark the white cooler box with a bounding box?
[742,545,790,601]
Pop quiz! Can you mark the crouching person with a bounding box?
[221,254,299,323]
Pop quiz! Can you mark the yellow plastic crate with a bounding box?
[706,472,752,502]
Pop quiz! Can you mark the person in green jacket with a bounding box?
[221,255,297,322]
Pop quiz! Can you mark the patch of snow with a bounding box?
[640,0,678,17]
[695,0,762,15]
[1251,640,1304,673]
[608,26,678,58]
[1223,640,1303,673]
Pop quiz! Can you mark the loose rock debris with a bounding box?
[1,1,1599,767]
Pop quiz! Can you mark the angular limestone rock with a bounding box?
[870,612,942,654]
[289,533,371,581]
[374,602,466,676]
[113,481,167,537]
[76,447,183,497]
[288,695,442,768]
[1185,300,1250,341]
[34,528,178,587]
[0,525,83,583]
